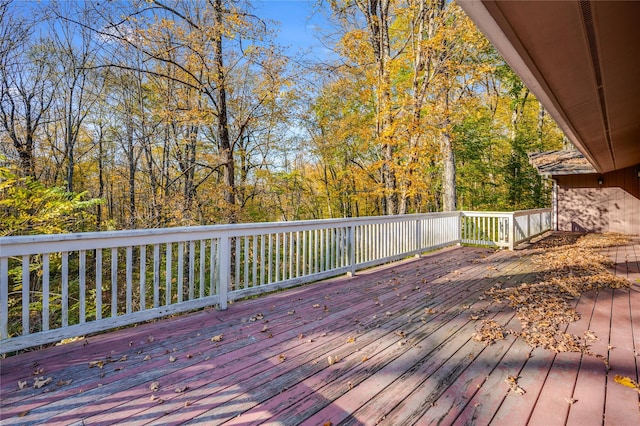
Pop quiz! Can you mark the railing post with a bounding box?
[218,235,230,310]
[347,225,356,277]
[508,213,515,250]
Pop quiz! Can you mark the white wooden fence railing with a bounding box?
[0,209,550,353]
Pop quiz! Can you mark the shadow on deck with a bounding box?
[1,236,639,425]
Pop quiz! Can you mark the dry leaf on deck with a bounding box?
[18,380,28,390]
[278,354,286,362]
[169,356,177,362]
[89,360,104,369]
[175,385,189,393]
[327,355,339,365]
[614,375,640,392]
[150,381,160,392]
[346,336,356,343]
[211,334,224,342]
[33,377,52,389]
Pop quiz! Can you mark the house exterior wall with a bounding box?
[555,165,640,235]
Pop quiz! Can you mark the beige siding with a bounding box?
[556,165,640,235]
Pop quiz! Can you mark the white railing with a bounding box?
[460,209,551,249]
[0,209,550,353]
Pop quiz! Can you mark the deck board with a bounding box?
[2,238,640,425]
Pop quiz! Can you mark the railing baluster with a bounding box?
[22,255,30,335]
[140,245,147,310]
[177,242,184,303]
[62,252,69,327]
[96,249,102,320]
[166,243,172,306]
[42,254,50,330]
[244,236,249,288]
[252,236,258,287]
[200,240,206,298]
[214,238,218,296]
[79,250,86,323]
[126,246,133,314]
[111,248,118,317]
[153,244,159,308]
[260,235,265,286]
[189,241,195,300]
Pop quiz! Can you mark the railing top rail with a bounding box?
[512,208,552,217]
[0,212,461,257]
[459,211,513,217]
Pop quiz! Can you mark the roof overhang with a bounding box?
[458,0,640,173]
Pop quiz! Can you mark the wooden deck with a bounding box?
[1,236,639,425]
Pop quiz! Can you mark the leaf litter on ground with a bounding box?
[474,233,631,360]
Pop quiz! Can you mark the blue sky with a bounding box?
[254,0,333,59]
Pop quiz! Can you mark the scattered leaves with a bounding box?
[175,385,189,393]
[211,334,224,342]
[33,377,52,389]
[18,380,27,390]
[472,320,505,345]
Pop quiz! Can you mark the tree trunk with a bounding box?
[441,91,456,211]
[213,0,236,223]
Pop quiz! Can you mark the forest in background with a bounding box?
[0,0,568,236]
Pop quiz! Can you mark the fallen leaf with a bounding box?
[261,325,269,333]
[184,401,193,407]
[150,382,160,392]
[211,334,224,342]
[144,355,151,361]
[362,356,368,362]
[312,304,321,308]
[278,354,286,362]
[119,355,128,362]
[565,397,578,404]
[18,411,29,417]
[505,375,525,395]
[89,360,104,369]
[175,386,189,393]
[32,367,44,375]
[327,355,340,365]
[147,336,155,343]
[57,379,73,387]
[18,380,28,390]
[614,375,640,392]
[169,356,177,362]
[33,377,52,389]
[346,336,356,343]
[288,310,295,315]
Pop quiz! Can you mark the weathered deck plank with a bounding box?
[1,237,640,426]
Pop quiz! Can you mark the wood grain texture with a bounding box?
[1,239,639,425]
